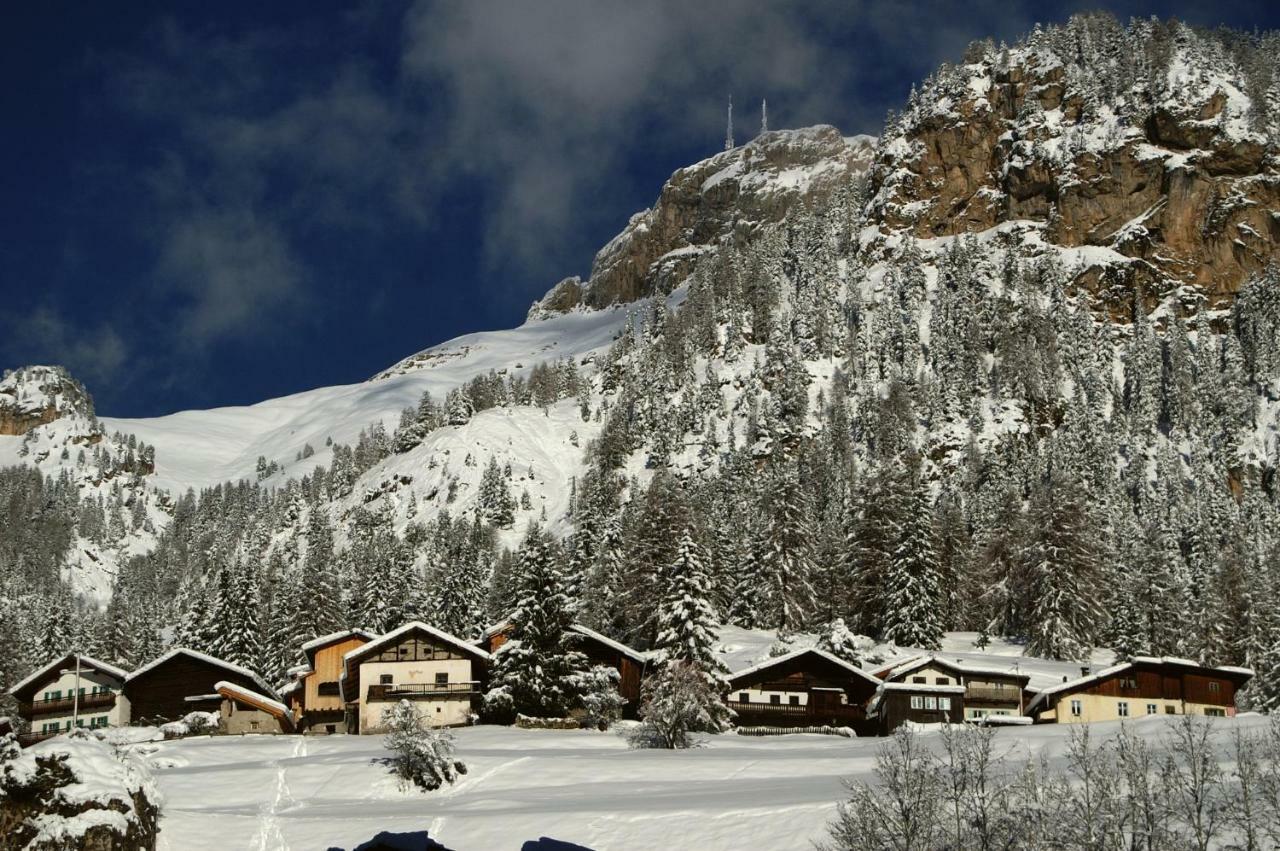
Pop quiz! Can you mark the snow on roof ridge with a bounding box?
[1027,656,1255,713]
[569,623,649,664]
[343,621,490,665]
[883,653,1031,683]
[728,646,882,687]
[878,682,968,693]
[301,629,378,656]
[7,653,129,697]
[126,648,277,700]
[214,680,289,718]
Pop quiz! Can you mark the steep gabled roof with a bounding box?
[8,654,130,699]
[126,648,278,701]
[880,654,1031,685]
[1026,656,1256,713]
[301,629,378,664]
[728,647,882,689]
[569,624,649,665]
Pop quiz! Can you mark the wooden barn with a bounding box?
[479,620,650,715]
[341,621,490,734]
[7,653,131,746]
[123,648,277,726]
[1027,656,1253,724]
[285,629,377,734]
[867,682,967,733]
[725,648,882,732]
[876,654,1031,722]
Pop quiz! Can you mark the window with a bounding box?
[912,676,926,684]
[317,681,340,696]
[789,695,800,706]
[1118,702,1129,717]
[924,696,938,710]
[910,695,923,710]
[1147,704,1157,715]
[1208,682,1220,693]
[936,677,950,685]
[770,695,780,705]
[1166,706,1176,714]
[435,672,449,685]
[738,692,749,703]
[939,697,952,711]
[1070,699,1082,717]
[1120,677,1137,690]
[379,674,393,685]
[1205,708,1225,717]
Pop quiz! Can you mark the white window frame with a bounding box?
[1070,699,1082,717]
[924,696,938,710]
[910,695,923,710]
[939,697,952,711]
[1118,701,1129,717]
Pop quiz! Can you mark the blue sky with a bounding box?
[3,1,1278,416]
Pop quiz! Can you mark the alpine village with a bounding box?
[8,9,1280,851]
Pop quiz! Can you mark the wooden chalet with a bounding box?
[7,653,130,747]
[285,629,377,734]
[341,621,490,734]
[725,648,882,732]
[867,682,966,733]
[479,619,650,716]
[1027,656,1253,724]
[877,654,1031,722]
[124,648,277,725]
[215,681,295,735]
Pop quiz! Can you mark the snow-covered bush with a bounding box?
[574,665,626,731]
[384,700,467,792]
[627,662,733,749]
[159,711,220,739]
[816,618,877,666]
[0,729,160,850]
[481,685,517,726]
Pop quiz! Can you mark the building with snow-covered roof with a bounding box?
[342,622,490,734]
[286,629,378,734]
[8,653,131,746]
[875,654,1031,722]
[215,681,295,735]
[1026,656,1253,724]
[123,648,276,726]
[867,682,967,733]
[725,648,882,732]
[479,618,650,716]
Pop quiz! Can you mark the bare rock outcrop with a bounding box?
[0,365,98,436]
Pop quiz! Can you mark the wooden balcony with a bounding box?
[17,730,59,748]
[366,682,479,702]
[727,700,865,727]
[20,691,116,717]
[965,686,1022,705]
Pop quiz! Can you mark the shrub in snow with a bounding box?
[573,665,626,730]
[0,729,160,850]
[481,685,517,726]
[384,700,467,792]
[816,618,877,666]
[627,662,733,750]
[159,711,220,739]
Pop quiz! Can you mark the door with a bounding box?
[810,690,841,722]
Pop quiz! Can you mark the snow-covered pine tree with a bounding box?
[477,456,515,528]
[653,529,725,677]
[758,463,816,631]
[881,468,944,650]
[483,525,589,721]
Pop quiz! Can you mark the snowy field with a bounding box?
[132,715,1268,851]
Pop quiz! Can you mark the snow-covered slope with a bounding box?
[100,306,630,495]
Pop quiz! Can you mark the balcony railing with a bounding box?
[965,686,1022,704]
[21,692,116,717]
[727,700,865,724]
[366,682,480,702]
[17,730,59,748]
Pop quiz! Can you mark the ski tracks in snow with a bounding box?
[254,736,306,851]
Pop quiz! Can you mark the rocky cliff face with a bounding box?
[866,16,1280,313]
[0,365,98,437]
[532,126,875,316]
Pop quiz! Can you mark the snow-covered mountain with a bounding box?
[3,14,1280,694]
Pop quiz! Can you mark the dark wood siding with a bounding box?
[877,690,964,733]
[728,652,878,730]
[125,655,265,724]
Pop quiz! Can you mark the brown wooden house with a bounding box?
[725,648,882,732]
[867,682,966,733]
[285,629,377,734]
[123,648,277,725]
[479,620,650,716]
[1027,656,1253,724]
[876,654,1031,722]
[341,621,490,733]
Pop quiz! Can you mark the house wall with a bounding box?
[895,664,962,686]
[304,636,370,714]
[126,656,264,724]
[24,668,130,733]
[356,658,478,733]
[878,691,964,733]
[220,698,288,735]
